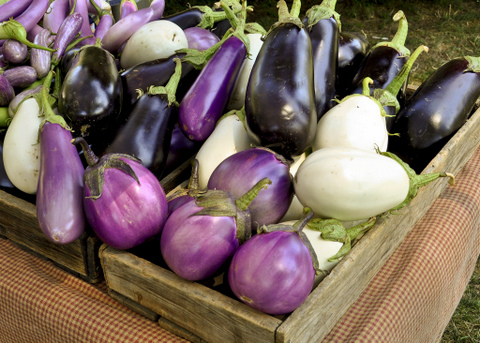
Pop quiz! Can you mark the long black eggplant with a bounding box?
[388,56,480,173]
[58,40,123,152]
[336,31,370,98]
[347,10,410,106]
[162,4,229,30]
[245,0,317,159]
[303,0,340,120]
[104,58,182,177]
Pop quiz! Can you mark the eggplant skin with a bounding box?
[389,57,480,172]
[245,23,317,159]
[58,45,123,149]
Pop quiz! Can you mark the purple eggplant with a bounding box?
[178,3,248,141]
[101,0,165,53]
[51,11,84,64]
[42,0,70,33]
[69,0,95,46]
[30,28,52,79]
[347,10,410,106]
[2,39,28,64]
[0,19,55,53]
[184,26,220,51]
[336,31,370,98]
[104,58,182,177]
[14,0,50,33]
[245,0,317,159]
[207,147,293,227]
[162,4,230,31]
[303,0,340,120]
[160,177,271,281]
[228,211,318,315]
[119,0,138,19]
[8,84,42,117]
[162,125,201,177]
[3,65,37,88]
[73,137,169,250]
[389,56,480,173]
[166,159,202,216]
[0,0,33,23]
[94,14,114,41]
[0,73,15,107]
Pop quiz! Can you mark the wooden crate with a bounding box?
[99,104,480,342]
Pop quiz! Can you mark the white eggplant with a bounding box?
[195,111,253,190]
[279,153,306,222]
[3,97,42,194]
[294,146,454,222]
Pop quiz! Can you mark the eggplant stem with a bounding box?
[372,10,410,57]
[72,137,100,166]
[235,177,272,211]
[148,58,182,106]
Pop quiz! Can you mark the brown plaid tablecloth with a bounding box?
[1,147,480,343]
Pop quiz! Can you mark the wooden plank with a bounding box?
[109,289,160,321]
[99,244,283,343]
[275,104,480,342]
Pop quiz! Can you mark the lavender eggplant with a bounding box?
[389,56,480,173]
[51,11,84,64]
[2,39,28,64]
[245,0,317,158]
[207,147,293,227]
[69,0,95,46]
[104,58,182,177]
[184,27,220,51]
[94,13,114,41]
[8,84,42,117]
[303,0,340,120]
[119,0,138,19]
[160,177,271,281]
[42,0,70,33]
[347,10,410,105]
[73,137,169,250]
[13,0,50,33]
[58,41,123,152]
[0,0,33,23]
[30,28,52,79]
[228,211,318,315]
[3,65,37,88]
[0,73,14,106]
[178,2,249,141]
[36,71,86,244]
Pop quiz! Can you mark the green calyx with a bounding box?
[147,58,182,107]
[464,56,480,73]
[379,150,456,213]
[337,77,388,118]
[39,70,70,130]
[307,216,377,262]
[72,137,141,200]
[372,10,410,57]
[166,159,204,203]
[0,19,56,52]
[305,0,341,30]
[268,0,304,33]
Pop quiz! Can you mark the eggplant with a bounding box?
[184,26,220,51]
[119,0,138,19]
[303,0,340,120]
[8,84,42,117]
[389,56,480,173]
[228,211,317,315]
[347,10,410,106]
[162,5,227,30]
[104,58,182,177]
[178,3,248,141]
[0,0,34,23]
[42,0,70,33]
[73,137,169,250]
[207,147,293,227]
[58,41,123,152]
[51,11,84,64]
[160,177,271,281]
[94,14,114,41]
[1,39,28,64]
[13,0,49,33]
[69,0,95,46]
[162,125,201,177]
[336,31,370,98]
[3,65,37,88]
[245,0,317,158]
[30,28,52,79]
[0,19,55,52]
[0,73,15,107]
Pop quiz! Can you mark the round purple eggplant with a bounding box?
[184,27,220,51]
[160,177,271,281]
[2,39,28,64]
[227,212,317,315]
[207,147,293,227]
[73,137,168,250]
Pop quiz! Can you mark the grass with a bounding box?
[164,1,480,340]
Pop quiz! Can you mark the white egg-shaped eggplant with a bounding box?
[294,147,410,221]
[120,20,188,69]
[313,94,388,153]
[3,97,42,194]
[195,113,253,190]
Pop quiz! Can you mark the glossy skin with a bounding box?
[0,0,33,22]
[184,27,220,51]
[162,7,204,29]
[0,73,14,107]
[245,23,317,159]
[161,125,201,177]
[83,157,168,250]
[36,123,86,244]
[179,35,246,141]
[389,58,480,172]
[228,230,315,315]
[207,147,293,227]
[2,39,28,64]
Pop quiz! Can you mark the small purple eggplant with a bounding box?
[2,39,28,64]
[228,210,318,315]
[207,147,293,227]
[73,137,168,250]
[184,26,220,51]
[160,177,271,281]
[3,65,37,88]
[0,73,15,107]
[30,28,52,79]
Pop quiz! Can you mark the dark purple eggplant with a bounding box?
[0,0,33,23]
[1,39,28,64]
[3,65,37,88]
[104,58,182,177]
[388,56,480,173]
[162,4,230,31]
[162,125,201,177]
[336,31,370,98]
[303,0,340,120]
[245,0,317,158]
[58,41,123,152]
[73,137,169,250]
[178,3,248,141]
[160,177,271,281]
[30,28,52,79]
[120,53,200,112]
[207,147,293,227]
[0,73,15,107]
[347,10,410,106]
[51,11,84,64]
